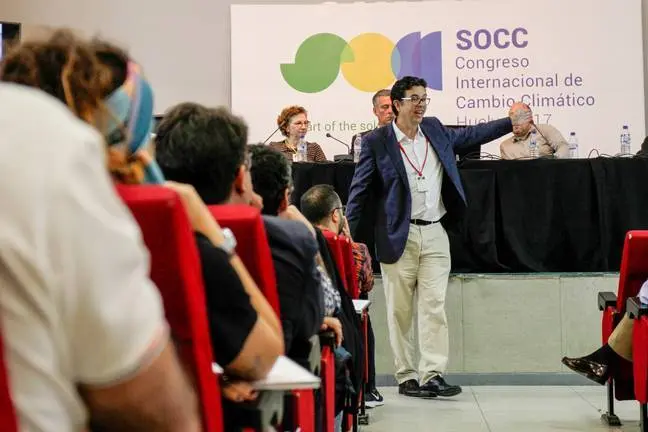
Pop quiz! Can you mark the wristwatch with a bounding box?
[219,228,237,257]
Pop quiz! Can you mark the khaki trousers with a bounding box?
[380,222,451,385]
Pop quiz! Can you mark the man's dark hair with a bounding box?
[372,89,391,107]
[390,76,427,117]
[300,185,342,225]
[248,145,292,216]
[155,103,248,204]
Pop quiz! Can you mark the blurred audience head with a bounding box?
[0,30,161,184]
[277,105,309,139]
[372,89,393,126]
[300,184,345,235]
[248,145,292,216]
[155,103,255,206]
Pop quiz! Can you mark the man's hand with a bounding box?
[508,102,532,126]
[341,216,352,240]
[321,317,343,347]
[221,380,258,403]
[164,181,226,247]
[250,192,264,211]
[279,205,316,236]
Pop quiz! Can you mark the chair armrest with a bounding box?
[353,299,371,315]
[251,356,320,391]
[598,291,618,311]
[212,357,320,390]
[627,297,648,320]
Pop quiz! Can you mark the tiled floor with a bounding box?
[364,386,642,431]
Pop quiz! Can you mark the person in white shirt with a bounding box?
[0,82,200,431]
[346,76,519,399]
[500,103,569,159]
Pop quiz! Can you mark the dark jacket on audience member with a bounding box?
[314,228,364,411]
[263,216,325,367]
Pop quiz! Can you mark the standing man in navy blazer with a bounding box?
[346,76,523,398]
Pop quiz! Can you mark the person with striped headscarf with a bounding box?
[0,29,283,429]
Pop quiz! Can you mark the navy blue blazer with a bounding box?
[346,117,512,264]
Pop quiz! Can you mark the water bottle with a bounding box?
[297,135,307,162]
[568,132,579,159]
[528,129,539,159]
[620,125,631,155]
[353,135,362,163]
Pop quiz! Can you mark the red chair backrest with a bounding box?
[0,332,17,432]
[322,231,348,290]
[616,231,648,313]
[208,205,281,316]
[338,236,360,299]
[117,185,222,432]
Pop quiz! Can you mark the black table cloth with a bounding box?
[291,158,648,273]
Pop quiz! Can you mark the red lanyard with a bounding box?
[398,138,429,178]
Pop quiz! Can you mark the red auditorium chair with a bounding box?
[339,236,360,299]
[209,205,320,432]
[322,231,349,291]
[208,205,281,316]
[338,235,370,426]
[627,297,648,432]
[319,332,337,432]
[321,230,368,430]
[0,331,18,432]
[117,184,223,432]
[598,230,648,427]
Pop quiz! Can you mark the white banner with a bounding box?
[231,0,644,159]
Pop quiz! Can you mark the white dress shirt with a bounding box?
[393,121,446,222]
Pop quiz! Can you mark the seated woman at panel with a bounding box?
[268,105,328,162]
[0,31,283,406]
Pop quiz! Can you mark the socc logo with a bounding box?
[281,32,443,93]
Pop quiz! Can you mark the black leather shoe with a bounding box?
[420,376,462,397]
[398,379,436,398]
[561,356,609,385]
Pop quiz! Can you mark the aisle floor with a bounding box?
[363,386,641,431]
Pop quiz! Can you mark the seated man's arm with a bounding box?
[544,125,570,159]
[80,342,199,432]
[499,139,515,160]
[444,117,513,150]
[229,255,284,340]
[196,234,283,381]
[54,139,199,431]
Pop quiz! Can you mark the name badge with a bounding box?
[416,176,429,192]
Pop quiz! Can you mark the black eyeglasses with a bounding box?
[333,205,346,214]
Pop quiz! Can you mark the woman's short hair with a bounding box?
[276,105,307,137]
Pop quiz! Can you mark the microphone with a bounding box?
[531,122,549,143]
[325,133,350,151]
[262,126,280,145]
[326,133,354,162]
